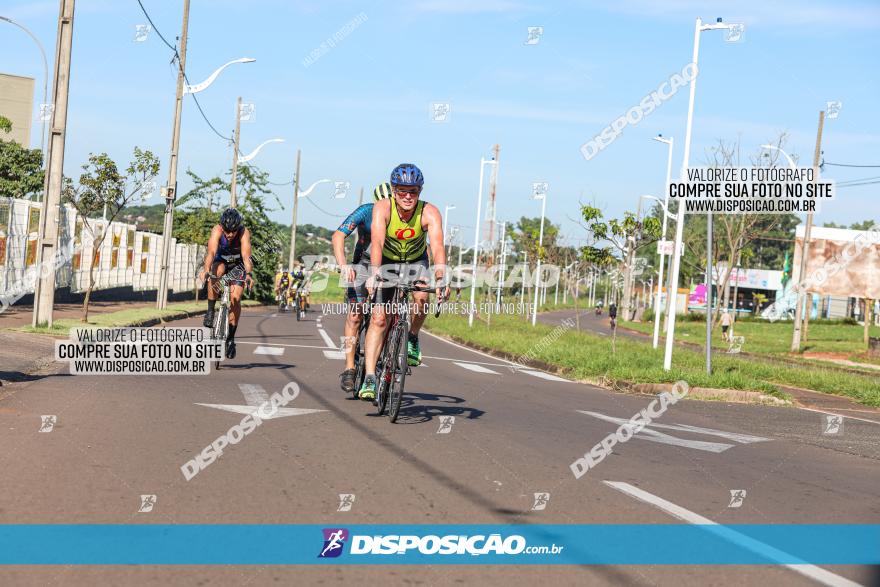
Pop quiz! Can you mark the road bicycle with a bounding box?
[349,302,371,400]
[373,282,442,423]
[207,270,248,370]
[293,289,306,321]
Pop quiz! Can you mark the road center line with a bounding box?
[604,481,862,587]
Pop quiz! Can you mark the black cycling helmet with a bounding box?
[220,208,243,232]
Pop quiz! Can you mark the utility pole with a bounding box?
[156,0,191,310]
[357,186,364,206]
[791,111,825,352]
[32,0,76,327]
[496,223,507,309]
[287,149,302,269]
[229,96,242,208]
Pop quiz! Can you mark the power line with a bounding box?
[824,162,880,168]
[303,196,345,218]
[136,0,231,142]
[837,180,880,188]
[836,175,880,186]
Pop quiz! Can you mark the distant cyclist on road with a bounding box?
[608,302,618,330]
[360,163,449,400]
[202,208,253,359]
[332,181,392,394]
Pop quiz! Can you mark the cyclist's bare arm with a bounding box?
[421,203,449,296]
[203,226,221,276]
[240,229,254,288]
[369,199,392,287]
[331,230,354,282]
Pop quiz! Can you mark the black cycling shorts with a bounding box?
[375,254,430,305]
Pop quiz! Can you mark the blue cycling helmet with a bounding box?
[390,163,424,188]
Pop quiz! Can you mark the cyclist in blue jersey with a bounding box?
[332,182,392,395]
[201,208,253,359]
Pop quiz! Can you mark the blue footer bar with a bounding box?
[0,524,877,565]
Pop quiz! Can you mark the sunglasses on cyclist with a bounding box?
[394,187,421,198]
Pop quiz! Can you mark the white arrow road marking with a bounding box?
[236,341,336,350]
[196,383,326,420]
[238,383,269,406]
[254,346,284,356]
[644,421,771,445]
[521,370,570,382]
[604,481,861,587]
[195,403,325,419]
[323,350,346,360]
[454,362,499,374]
[578,410,735,453]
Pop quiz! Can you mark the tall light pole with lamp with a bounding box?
[663,16,743,373]
[651,134,674,347]
[530,183,548,326]
[468,157,497,327]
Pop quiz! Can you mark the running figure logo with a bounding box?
[822,415,843,435]
[318,528,349,558]
[437,416,455,434]
[531,492,550,511]
[39,415,57,433]
[727,489,746,508]
[524,26,544,45]
[138,494,157,513]
[337,494,355,512]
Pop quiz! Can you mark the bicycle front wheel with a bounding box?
[213,306,228,371]
[388,319,409,423]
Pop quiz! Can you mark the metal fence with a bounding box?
[0,196,205,299]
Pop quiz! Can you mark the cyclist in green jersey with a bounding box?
[359,163,449,400]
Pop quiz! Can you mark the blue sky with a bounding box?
[2,0,879,249]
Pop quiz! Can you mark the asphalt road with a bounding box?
[0,305,878,586]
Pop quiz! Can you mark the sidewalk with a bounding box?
[0,301,157,330]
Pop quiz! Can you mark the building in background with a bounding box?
[0,73,35,147]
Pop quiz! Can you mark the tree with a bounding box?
[63,148,160,322]
[0,115,11,134]
[180,166,287,303]
[579,204,661,319]
[0,138,44,199]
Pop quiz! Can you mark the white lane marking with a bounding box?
[238,383,270,407]
[521,370,570,382]
[254,346,284,356]
[797,407,880,426]
[579,410,735,453]
[235,341,333,350]
[604,481,862,587]
[422,354,515,369]
[317,327,336,349]
[454,362,500,374]
[645,422,771,445]
[421,329,522,367]
[323,350,346,360]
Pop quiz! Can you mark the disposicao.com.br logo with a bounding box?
[319,529,564,559]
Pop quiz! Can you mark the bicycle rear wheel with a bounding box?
[213,306,228,371]
[388,318,409,423]
[352,337,365,400]
[375,323,399,415]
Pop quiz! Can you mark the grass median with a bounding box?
[425,312,880,407]
[17,300,261,336]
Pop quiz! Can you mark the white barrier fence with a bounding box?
[0,197,205,300]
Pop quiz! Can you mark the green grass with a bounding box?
[622,316,880,356]
[18,300,261,336]
[425,313,880,407]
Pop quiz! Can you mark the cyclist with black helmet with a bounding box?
[201,208,254,359]
[332,181,393,394]
[359,164,449,401]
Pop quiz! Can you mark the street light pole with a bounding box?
[468,158,495,327]
[230,96,242,208]
[496,222,507,309]
[156,0,191,310]
[652,135,674,348]
[663,16,739,373]
[443,204,455,245]
[531,190,547,326]
[0,16,49,165]
[31,0,76,327]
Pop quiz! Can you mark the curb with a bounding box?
[425,328,791,406]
